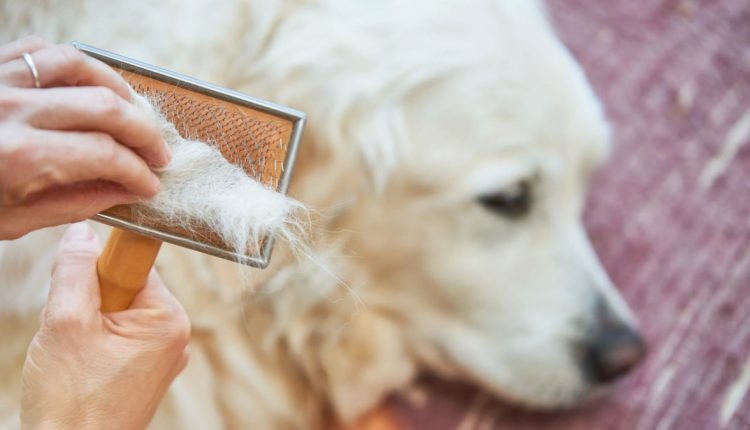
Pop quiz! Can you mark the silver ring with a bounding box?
[21,52,41,89]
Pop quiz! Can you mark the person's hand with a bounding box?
[0,36,171,240]
[20,222,190,430]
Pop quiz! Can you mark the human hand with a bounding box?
[0,36,171,240]
[20,223,190,430]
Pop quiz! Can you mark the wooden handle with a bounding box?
[97,229,163,312]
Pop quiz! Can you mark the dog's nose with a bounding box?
[584,325,645,384]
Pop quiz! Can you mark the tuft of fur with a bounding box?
[129,92,306,258]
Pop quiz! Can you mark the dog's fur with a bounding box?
[0,0,638,428]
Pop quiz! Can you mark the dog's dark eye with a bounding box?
[478,181,532,219]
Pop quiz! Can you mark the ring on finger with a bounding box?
[21,52,41,88]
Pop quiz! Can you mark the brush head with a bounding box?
[73,42,305,268]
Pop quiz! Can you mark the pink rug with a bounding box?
[388,1,750,428]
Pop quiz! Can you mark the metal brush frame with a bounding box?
[72,42,306,268]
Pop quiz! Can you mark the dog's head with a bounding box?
[244,0,645,420]
[341,48,645,407]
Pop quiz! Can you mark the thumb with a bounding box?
[47,222,102,317]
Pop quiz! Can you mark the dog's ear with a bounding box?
[316,310,417,424]
[225,252,419,426]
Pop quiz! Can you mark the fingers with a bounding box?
[115,269,191,342]
[0,181,140,240]
[129,270,186,316]
[0,128,160,205]
[26,86,170,167]
[104,268,190,361]
[0,35,50,64]
[0,44,131,99]
[46,222,102,319]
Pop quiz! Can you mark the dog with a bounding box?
[0,0,645,428]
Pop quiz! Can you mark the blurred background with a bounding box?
[383,0,750,428]
[0,1,747,429]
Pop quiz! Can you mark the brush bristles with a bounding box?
[128,90,306,260]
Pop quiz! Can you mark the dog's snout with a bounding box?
[583,324,645,384]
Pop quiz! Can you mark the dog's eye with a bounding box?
[478,181,532,219]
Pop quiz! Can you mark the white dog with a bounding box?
[0,0,644,428]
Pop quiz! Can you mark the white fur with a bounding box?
[0,0,637,428]
[131,92,304,257]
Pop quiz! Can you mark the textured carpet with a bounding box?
[387,1,750,429]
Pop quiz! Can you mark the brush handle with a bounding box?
[97,229,163,312]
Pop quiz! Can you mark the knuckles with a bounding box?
[54,44,87,73]
[43,305,94,333]
[154,306,191,352]
[24,35,48,48]
[0,126,42,205]
[138,303,191,351]
[164,310,191,350]
[89,131,119,163]
[0,89,24,117]
[89,86,126,120]
[0,128,37,164]
[18,35,48,50]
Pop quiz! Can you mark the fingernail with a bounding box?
[63,222,95,243]
[158,139,172,167]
